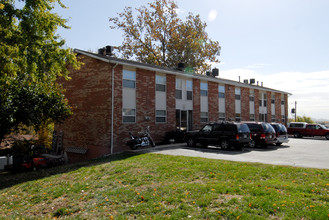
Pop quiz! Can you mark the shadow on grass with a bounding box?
[0,152,139,190]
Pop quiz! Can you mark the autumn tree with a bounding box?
[0,0,80,143]
[109,0,221,74]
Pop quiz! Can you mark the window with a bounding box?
[176,78,182,99]
[250,114,255,121]
[281,95,285,105]
[271,94,275,104]
[218,112,225,121]
[186,80,193,100]
[271,115,276,122]
[156,110,166,123]
[123,70,136,88]
[156,75,166,92]
[235,113,241,122]
[249,90,254,102]
[123,108,136,123]
[201,124,212,132]
[263,93,267,107]
[235,88,241,100]
[200,82,208,96]
[201,112,208,123]
[218,85,225,98]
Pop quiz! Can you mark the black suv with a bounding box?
[185,121,251,150]
[244,122,276,148]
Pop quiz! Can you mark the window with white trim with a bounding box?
[156,75,166,92]
[201,112,208,123]
[186,80,193,100]
[156,110,166,123]
[235,113,241,122]
[235,88,241,100]
[123,70,136,88]
[200,82,208,96]
[176,78,182,99]
[218,85,225,98]
[218,112,225,121]
[123,108,136,123]
[249,90,254,101]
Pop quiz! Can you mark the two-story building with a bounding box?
[55,48,290,161]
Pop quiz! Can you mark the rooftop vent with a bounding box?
[98,48,105,55]
[243,79,248,84]
[105,46,113,56]
[250,78,255,85]
[177,62,185,71]
[206,71,211,76]
[212,68,219,77]
[98,46,114,56]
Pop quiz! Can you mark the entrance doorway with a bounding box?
[176,109,193,131]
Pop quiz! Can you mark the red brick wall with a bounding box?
[241,87,250,121]
[284,94,288,126]
[56,55,114,160]
[193,78,201,129]
[254,89,259,121]
[208,81,219,122]
[225,85,235,120]
[275,93,281,123]
[267,91,272,122]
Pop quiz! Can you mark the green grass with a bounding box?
[0,152,329,219]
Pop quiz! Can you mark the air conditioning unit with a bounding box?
[212,68,219,77]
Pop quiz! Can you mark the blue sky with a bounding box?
[53,0,329,121]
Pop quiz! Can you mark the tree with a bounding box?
[0,0,80,143]
[289,115,315,124]
[109,0,221,74]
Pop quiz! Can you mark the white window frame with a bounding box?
[123,70,136,88]
[200,82,208,96]
[156,110,166,123]
[201,112,208,123]
[122,108,136,123]
[156,75,166,92]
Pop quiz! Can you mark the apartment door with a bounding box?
[176,109,193,131]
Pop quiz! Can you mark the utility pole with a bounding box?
[295,101,297,122]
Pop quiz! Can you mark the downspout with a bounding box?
[111,62,118,154]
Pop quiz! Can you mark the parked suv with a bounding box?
[185,121,251,150]
[270,123,289,146]
[244,122,276,147]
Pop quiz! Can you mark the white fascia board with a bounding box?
[75,49,291,96]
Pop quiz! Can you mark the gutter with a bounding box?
[111,62,118,154]
[74,49,292,95]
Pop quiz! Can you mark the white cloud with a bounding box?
[174,8,186,15]
[219,69,329,120]
[208,9,217,22]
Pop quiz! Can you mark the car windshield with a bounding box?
[263,123,275,133]
[280,124,287,132]
[237,124,250,133]
[319,125,327,129]
[247,123,262,132]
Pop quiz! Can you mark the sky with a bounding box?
[52,0,329,121]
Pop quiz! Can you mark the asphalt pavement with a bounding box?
[137,138,329,169]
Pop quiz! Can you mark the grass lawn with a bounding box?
[0,152,329,219]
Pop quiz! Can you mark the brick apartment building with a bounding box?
[55,48,290,161]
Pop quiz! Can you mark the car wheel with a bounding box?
[325,133,329,140]
[220,140,230,150]
[187,138,196,147]
[248,140,256,148]
[294,132,302,138]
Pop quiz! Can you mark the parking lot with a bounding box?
[141,138,329,169]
